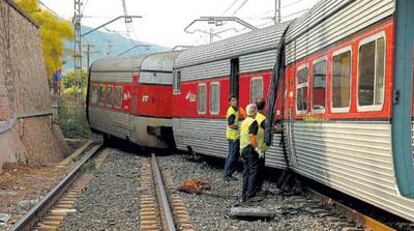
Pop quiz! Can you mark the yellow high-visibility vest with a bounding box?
[256,112,268,152]
[240,117,256,151]
[226,106,240,140]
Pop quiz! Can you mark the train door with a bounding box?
[286,66,298,168]
[230,58,239,99]
[392,0,414,197]
[131,73,139,115]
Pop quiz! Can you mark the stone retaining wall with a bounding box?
[0,0,65,171]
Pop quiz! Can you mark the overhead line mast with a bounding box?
[275,0,281,24]
[73,0,82,102]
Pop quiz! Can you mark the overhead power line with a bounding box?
[222,0,239,15]
[232,0,249,15]
[38,0,66,20]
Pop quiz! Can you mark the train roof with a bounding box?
[175,21,291,69]
[284,0,394,64]
[90,56,146,73]
[90,51,181,84]
[139,51,181,85]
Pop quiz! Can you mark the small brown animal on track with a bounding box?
[177,178,211,194]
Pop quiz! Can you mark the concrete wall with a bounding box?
[0,0,65,171]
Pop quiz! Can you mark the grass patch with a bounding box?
[58,96,92,139]
[80,160,96,173]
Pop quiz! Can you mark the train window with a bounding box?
[312,59,327,112]
[90,84,98,105]
[332,48,352,112]
[210,82,220,115]
[114,86,123,108]
[296,66,308,113]
[197,83,207,114]
[173,71,181,93]
[106,86,113,107]
[357,33,385,111]
[98,85,105,105]
[250,77,263,103]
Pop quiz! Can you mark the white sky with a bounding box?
[41,0,320,47]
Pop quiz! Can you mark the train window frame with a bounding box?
[105,85,113,108]
[249,76,264,103]
[296,64,309,114]
[209,82,220,115]
[356,32,386,112]
[331,46,352,113]
[197,83,207,115]
[173,70,181,94]
[90,83,98,105]
[312,57,328,113]
[98,84,105,106]
[114,86,123,109]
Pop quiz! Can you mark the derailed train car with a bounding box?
[170,0,414,222]
[86,0,414,223]
[171,22,289,169]
[87,51,180,148]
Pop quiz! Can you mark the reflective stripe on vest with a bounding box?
[226,106,240,140]
[256,112,267,152]
[240,117,256,151]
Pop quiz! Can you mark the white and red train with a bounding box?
[87,0,414,222]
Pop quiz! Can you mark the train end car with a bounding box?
[87,51,180,149]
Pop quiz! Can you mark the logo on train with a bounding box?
[185,91,196,102]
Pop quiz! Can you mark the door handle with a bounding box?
[393,89,400,105]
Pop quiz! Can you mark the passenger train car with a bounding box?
[87,51,179,148]
[87,0,414,223]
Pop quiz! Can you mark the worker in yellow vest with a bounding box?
[240,103,263,202]
[255,98,269,196]
[224,95,245,181]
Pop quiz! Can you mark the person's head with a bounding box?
[228,94,238,107]
[255,98,266,111]
[245,103,257,118]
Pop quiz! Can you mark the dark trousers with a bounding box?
[224,139,240,177]
[256,155,265,192]
[241,146,259,201]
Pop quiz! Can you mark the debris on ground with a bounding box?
[230,207,276,220]
[177,178,211,194]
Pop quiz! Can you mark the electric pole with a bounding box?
[73,0,82,103]
[275,0,281,24]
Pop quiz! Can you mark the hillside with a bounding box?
[63,25,169,72]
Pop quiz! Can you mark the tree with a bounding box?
[63,69,88,96]
[14,0,74,78]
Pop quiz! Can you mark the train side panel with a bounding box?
[283,0,414,222]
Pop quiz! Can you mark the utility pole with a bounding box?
[274,0,281,24]
[73,0,82,103]
[83,43,99,70]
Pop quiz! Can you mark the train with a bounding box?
[86,0,414,223]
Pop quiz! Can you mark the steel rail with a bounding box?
[306,188,396,231]
[9,143,103,231]
[151,153,176,231]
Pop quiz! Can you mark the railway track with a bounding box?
[6,145,404,231]
[139,154,194,231]
[8,142,104,231]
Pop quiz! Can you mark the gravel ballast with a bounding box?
[61,149,141,231]
[159,154,351,231]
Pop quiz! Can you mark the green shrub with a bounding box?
[58,97,92,139]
